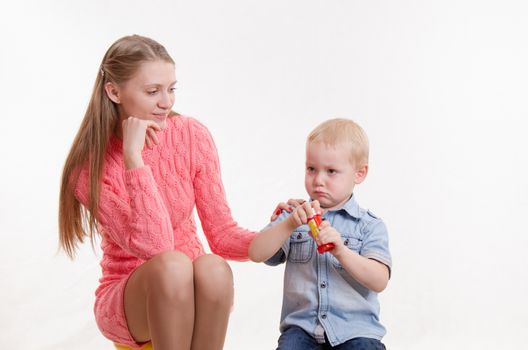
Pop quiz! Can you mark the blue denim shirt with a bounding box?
[264,195,392,346]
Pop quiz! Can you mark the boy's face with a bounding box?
[305,141,367,210]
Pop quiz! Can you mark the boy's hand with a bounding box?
[287,200,321,229]
[316,221,345,255]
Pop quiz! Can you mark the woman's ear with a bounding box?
[104,82,121,104]
[354,164,368,184]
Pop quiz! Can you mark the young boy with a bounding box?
[249,118,391,350]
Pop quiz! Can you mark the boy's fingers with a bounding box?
[311,200,322,215]
[302,202,313,214]
[298,208,308,223]
[319,220,330,229]
[293,210,304,225]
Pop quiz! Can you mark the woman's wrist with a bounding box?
[124,153,144,169]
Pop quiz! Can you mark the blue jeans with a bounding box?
[276,326,386,350]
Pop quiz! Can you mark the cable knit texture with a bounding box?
[74,115,256,347]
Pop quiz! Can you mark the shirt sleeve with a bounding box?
[74,165,174,261]
[188,118,257,261]
[360,218,392,275]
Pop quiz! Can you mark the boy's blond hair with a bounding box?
[307,118,369,166]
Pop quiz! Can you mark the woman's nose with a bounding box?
[158,92,173,109]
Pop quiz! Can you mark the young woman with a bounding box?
[59,34,295,350]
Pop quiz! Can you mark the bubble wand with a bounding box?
[307,207,335,254]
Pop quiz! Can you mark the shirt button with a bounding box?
[297,233,302,239]
[344,239,349,246]
[320,282,326,288]
[321,314,327,319]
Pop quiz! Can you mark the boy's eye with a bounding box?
[169,87,177,93]
[328,169,337,175]
[306,167,315,173]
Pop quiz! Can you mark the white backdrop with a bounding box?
[1,1,527,349]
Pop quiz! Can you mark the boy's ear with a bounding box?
[354,164,368,184]
[104,82,121,104]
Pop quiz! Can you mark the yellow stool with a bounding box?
[114,342,153,350]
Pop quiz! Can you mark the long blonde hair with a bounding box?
[59,35,175,259]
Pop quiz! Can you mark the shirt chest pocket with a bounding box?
[288,230,314,263]
[331,231,363,269]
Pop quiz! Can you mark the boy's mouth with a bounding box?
[314,191,328,197]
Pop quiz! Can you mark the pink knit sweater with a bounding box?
[75,115,257,296]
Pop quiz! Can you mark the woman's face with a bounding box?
[111,60,176,129]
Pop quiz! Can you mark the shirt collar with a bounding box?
[326,194,361,219]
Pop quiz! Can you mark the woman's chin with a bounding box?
[156,119,167,129]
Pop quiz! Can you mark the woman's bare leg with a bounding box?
[124,250,195,350]
[191,254,234,350]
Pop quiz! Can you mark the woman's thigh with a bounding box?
[124,250,194,342]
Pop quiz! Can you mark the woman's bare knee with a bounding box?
[124,251,194,342]
[146,251,194,299]
[193,254,233,303]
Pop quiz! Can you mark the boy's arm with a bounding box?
[249,201,320,262]
[333,247,389,293]
[249,200,321,262]
[317,221,390,293]
[249,215,297,262]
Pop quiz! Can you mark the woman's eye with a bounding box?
[147,90,158,95]
[169,87,177,93]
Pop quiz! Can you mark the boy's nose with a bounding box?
[313,173,325,186]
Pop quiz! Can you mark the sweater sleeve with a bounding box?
[74,165,174,260]
[188,119,257,261]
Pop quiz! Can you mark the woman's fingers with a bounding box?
[145,133,153,149]
[121,117,163,152]
[271,200,301,221]
[147,127,159,146]
[287,198,306,208]
[143,120,160,149]
[144,120,162,131]
[270,199,324,223]
[270,203,286,221]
